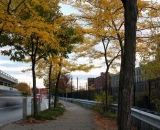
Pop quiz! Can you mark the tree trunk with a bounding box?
[48,64,52,110]
[32,60,37,118]
[31,35,39,118]
[105,69,109,111]
[54,71,61,108]
[118,0,138,129]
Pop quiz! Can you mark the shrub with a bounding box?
[92,91,117,119]
[94,91,113,110]
[37,107,65,120]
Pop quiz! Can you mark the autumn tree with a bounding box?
[59,74,71,93]
[36,23,93,108]
[61,0,125,111]
[140,33,160,113]
[53,24,85,108]
[117,0,138,129]
[140,34,160,79]
[15,82,31,96]
[61,1,160,128]
[101,37,121,110]
[0,0,62,118]
[118,1,160,129]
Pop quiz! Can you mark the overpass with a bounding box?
[0,70,18,91]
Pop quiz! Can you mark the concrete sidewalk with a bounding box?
[0,100,102,130]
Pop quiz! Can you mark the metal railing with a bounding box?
[59,97,160,130]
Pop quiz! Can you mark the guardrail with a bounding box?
[59,97,160,130]
[59,97,101,108]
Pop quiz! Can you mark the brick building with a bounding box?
[88,78,95,88]
[87,72,106,90]
[94,72,105,90]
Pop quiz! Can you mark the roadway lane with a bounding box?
[0,96,49,126]
[0,105,22,126]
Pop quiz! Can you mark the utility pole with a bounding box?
[71,77,72,98]
[77,77,78,98]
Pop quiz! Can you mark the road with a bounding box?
[0,96,50,126]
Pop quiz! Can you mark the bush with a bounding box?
[92,91,117,119]
[95,91,113,110]
[37,107,65,120]
[104,110,117,120]
[135,90,149,108]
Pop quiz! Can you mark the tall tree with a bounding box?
[53,24,84,107]
[102,37,121,110]
[0,0,61,118]
[118,0,138,129]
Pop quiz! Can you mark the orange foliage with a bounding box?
[15,82,31,96]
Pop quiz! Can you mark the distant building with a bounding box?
[88,78,95,88]
[0,70,18,91]
[94,72,106,90]
[134,67,148,96]
[87,67,150,97]
[110,67,148,96]
[110,73,119,94]
[88,72,106,90]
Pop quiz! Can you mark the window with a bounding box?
[0,81,3,85]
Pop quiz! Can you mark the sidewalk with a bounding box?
[0,100,102,130]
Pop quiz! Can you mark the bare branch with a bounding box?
[12,0,25,12]
[7,0,11,15]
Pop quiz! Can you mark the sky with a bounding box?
[0,1,159,89]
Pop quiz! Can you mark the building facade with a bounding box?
[87,67,149,97]
[110,73,119,94]
[110,67,148,97]
[88,72,106,90]
[94,72,105,90]
[0,70,18,91]
[88,78,95,88]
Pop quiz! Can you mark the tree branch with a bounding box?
[7,0,12,15]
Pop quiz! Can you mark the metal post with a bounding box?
[31,98,34,115]
[31,98,41,115]
[141,121,145,130]
[134,82,136,106]
[37,98,41,112]
[23,97,27,119]
[77,77,78,98]
[148,80,151,109]
[71,77,72,98]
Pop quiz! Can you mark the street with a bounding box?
[0,96,49,126]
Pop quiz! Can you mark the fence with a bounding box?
[60,79,160,112]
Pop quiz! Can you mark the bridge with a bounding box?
[0,70,18,90]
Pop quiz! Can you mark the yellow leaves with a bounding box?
[70,64,94,72]
[15,82,31,95]
[0,0,61,46]
[88,85,95,90]
[137,0,149,10]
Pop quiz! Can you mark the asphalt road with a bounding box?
[0,96,49,126]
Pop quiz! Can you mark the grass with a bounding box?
[28,102,65,120]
